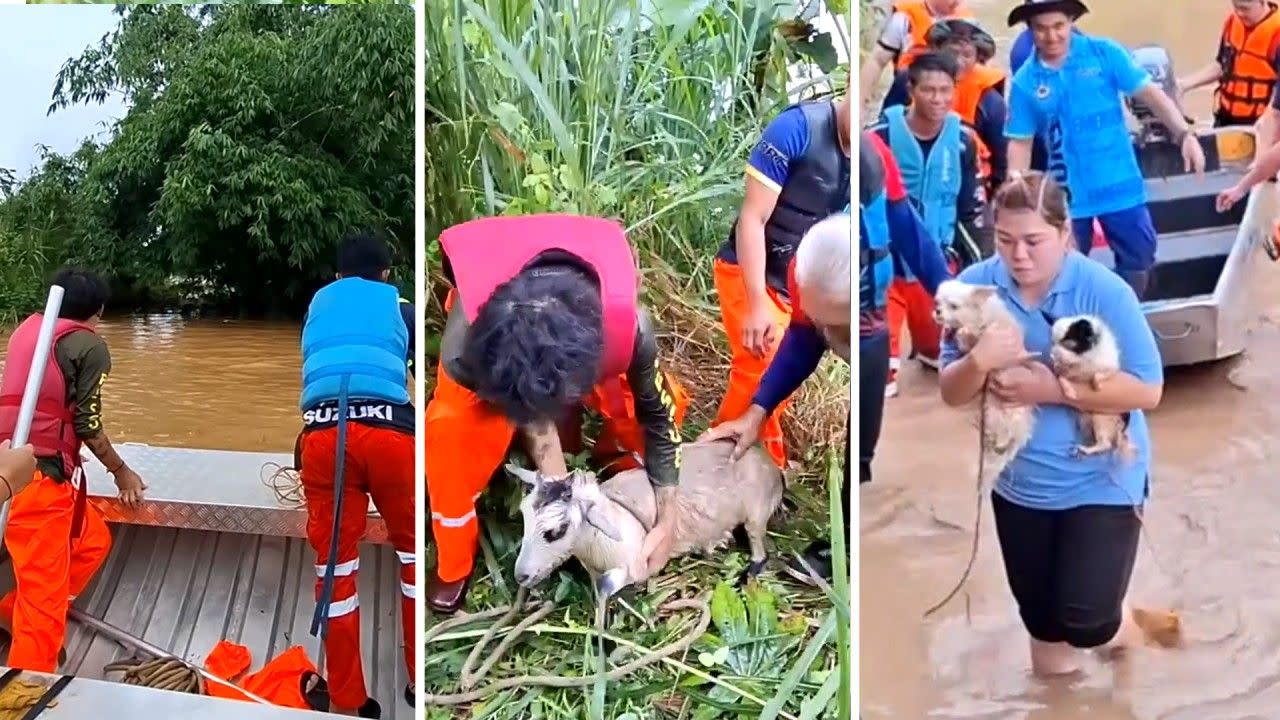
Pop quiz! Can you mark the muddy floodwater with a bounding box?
[860,2,1280,718]
[0,314,302,453]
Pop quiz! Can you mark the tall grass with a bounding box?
[424,1,852,717]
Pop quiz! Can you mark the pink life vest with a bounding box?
[0,314,96,477]
[439,213,639,379]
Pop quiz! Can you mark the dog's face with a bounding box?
[1051,316,1101,359]
[933,280,997,330]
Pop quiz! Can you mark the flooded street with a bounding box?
[0,314,302,453]
[861,2,1280,718]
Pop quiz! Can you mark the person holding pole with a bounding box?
[0,267,144,672]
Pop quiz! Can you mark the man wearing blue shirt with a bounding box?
[1004,0,1204,299]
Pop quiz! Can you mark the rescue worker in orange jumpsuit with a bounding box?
[709,94,851,469]
[298,233,415,718]
[1178,0,1280,128]
[0,267,145,672]
[860,0,974,119]
[425,214,688,615]
[869,50,993,397]
[879,18,1008,188]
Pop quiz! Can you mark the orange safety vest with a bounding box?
[204,641,327,710]
[893,0,976,70]
[1217,7,1280,121]
[953,64,1006,126]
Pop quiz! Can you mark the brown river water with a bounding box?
[860,2,1280,719]
[0,314,302,453]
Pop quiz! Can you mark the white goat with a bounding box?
[504,440,785,598]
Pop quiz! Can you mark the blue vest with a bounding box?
[1017,37,1145,218]
[300,278,410,411]
[859,193,893,313]
[883,106,963,281]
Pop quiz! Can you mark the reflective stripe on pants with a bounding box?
[300,423,415,711]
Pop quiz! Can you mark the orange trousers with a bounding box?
[0,470,111,672]
[425,326,689,584]
[886,278,942,362]
[299,424,415,711]
[711,258,792,468]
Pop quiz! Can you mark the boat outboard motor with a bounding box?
[1125,44,1214,176]
[1125,45,1186,145]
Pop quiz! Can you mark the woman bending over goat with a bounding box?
[425,214,687,615]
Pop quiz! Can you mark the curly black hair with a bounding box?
[460,266,603,425]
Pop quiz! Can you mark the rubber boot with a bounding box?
[357,697,382,719]
[1119,270,1151,301]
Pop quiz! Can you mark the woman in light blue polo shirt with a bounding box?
[938,171,1174,677]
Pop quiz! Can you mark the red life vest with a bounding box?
[438,213,639,379]
[0,314,96,476]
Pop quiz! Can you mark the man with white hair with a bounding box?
[700,141,950,582]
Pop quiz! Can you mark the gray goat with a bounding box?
[504,439,785,598]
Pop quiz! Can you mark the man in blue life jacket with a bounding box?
[878,18,1009,189]
[297,232,415,718]
[1005,0,1205,300]
[871,50,993,397]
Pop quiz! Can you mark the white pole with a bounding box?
[0,285,66,536]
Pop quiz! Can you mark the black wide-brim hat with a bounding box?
[1007,0,1089,27]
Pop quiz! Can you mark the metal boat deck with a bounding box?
[0,442,411,718]
[81,443,390,544]
[0,669,331,718]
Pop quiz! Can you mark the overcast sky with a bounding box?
[0,6,127,179]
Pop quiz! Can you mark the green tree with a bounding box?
[0,4,414,318]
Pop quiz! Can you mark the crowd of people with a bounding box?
[861,0,1280,683]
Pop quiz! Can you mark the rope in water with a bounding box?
[422,587,712,706]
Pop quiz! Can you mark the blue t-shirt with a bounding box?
[1006,34,1151,218]
[745,106,810,193]
[939,252,1163,511]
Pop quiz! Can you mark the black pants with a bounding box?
[992,492,1142,649]
[859,331,890,486]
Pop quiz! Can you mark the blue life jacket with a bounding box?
[859,193,893,313]
[883,106,963,281]
[300,277,410,411]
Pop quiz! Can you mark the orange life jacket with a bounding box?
[204,641,328,711]
[954,64,1006,126]
[1217,7,1280,121]
[893,0,976,70]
